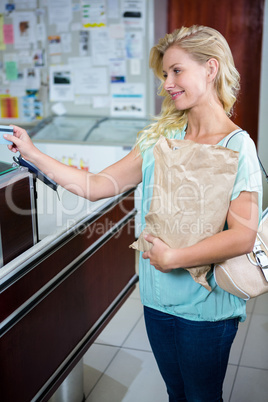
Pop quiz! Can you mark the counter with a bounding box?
[0,187,138,401]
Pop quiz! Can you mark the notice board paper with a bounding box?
[49,65,74,102]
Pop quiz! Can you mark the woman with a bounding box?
[5,26,262,401]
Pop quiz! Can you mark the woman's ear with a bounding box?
[206,58,218,82]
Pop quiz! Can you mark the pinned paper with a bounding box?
[51,102,67,115]
[79,31,89,56]
[0,96,19,119]
[122,0,145,30]
[36,22,46,43]
[82,0,107,28]
[49,65,74,101]
[111,83,145,117]
[16,0,37,9]
[48,0,72,25]
[5,61,18,81]
[130,59,141,75]
[13,11,37,49]
[9,70,26,96]
[92,95,110,108]
[21,96,43,121]
[125,31,143,59]
[3,24,14,44]
[110,59,126,83]
[25,67,40,90]
[61,33,72,53]
[48,35,62,55]
[107,0,119,19]
[91,28,109,66]
[0,14,5,50]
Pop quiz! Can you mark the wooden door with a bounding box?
[168,0,264,145]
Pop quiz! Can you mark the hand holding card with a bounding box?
[0,125,13,145]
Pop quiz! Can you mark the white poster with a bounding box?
[125,31,143,59]
[79,31,89,56]
[25,67,40,89]
[111,83,145,117]
[130,59,141,75]
[69,56,92,68]
[17,50,32,65]
[48,36,62,55]
[69,57,107,95]
[107,0,119,19]
[13,12,37,49]
[109,59,126,83]
[91,28,109,65]
[81,0,107,28]
[49,65,74,101]
[48,0,72,25]
[121,0,145,30]
[16,1,37,10]
[92,95,110,108]
[61,33,72,53]
[82,67,108,94]
[109,25,126,60]
[36,22,46,44]
[9,70,26,96]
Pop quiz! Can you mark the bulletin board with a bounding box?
[0,0,155,125]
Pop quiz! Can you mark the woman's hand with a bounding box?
[4,125,39,161]
[142,234,175,273]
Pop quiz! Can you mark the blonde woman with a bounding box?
[6,26,262,401]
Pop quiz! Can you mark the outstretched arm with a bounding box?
[5,125,143,201]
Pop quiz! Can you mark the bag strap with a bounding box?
[222,128,244,147]
[223,129,268,183]
[258,157,268,183]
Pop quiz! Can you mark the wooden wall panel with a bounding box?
[168,0,264,145]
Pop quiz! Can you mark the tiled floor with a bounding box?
[82,283,268,402]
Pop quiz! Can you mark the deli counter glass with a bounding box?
[0,115,150,401]
[28,115,151,238]
[29,115,150,146]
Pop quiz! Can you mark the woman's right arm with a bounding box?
[5,125,143,201]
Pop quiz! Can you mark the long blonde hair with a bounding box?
[136,25,240,153]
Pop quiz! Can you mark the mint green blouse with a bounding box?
[138,128,263,322]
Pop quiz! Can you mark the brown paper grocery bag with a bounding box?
[130,136,239,291]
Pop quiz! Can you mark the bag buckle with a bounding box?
[252,241,268,280]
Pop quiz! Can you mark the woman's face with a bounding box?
[162,46,212,112]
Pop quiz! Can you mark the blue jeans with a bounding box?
[144,306,239,402]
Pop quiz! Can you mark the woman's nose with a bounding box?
[163,76,175,91]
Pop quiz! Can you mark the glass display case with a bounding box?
[29,115,150,147]
[0,115,149,239]
[27,115,150,238]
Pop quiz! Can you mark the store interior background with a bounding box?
[0,0,267,207]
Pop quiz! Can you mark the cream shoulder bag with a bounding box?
[214,132,268,300]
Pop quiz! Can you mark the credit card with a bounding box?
[0,125,13,145]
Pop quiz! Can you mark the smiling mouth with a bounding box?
[170,91,184,99]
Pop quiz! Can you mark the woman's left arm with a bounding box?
[142,191,259,273]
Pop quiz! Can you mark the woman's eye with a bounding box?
[174,69,181,74]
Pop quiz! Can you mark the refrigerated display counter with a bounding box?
[0,115,150,401]
[0,160,138,401]
[27,115,150,238]
[29,115,150,146]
